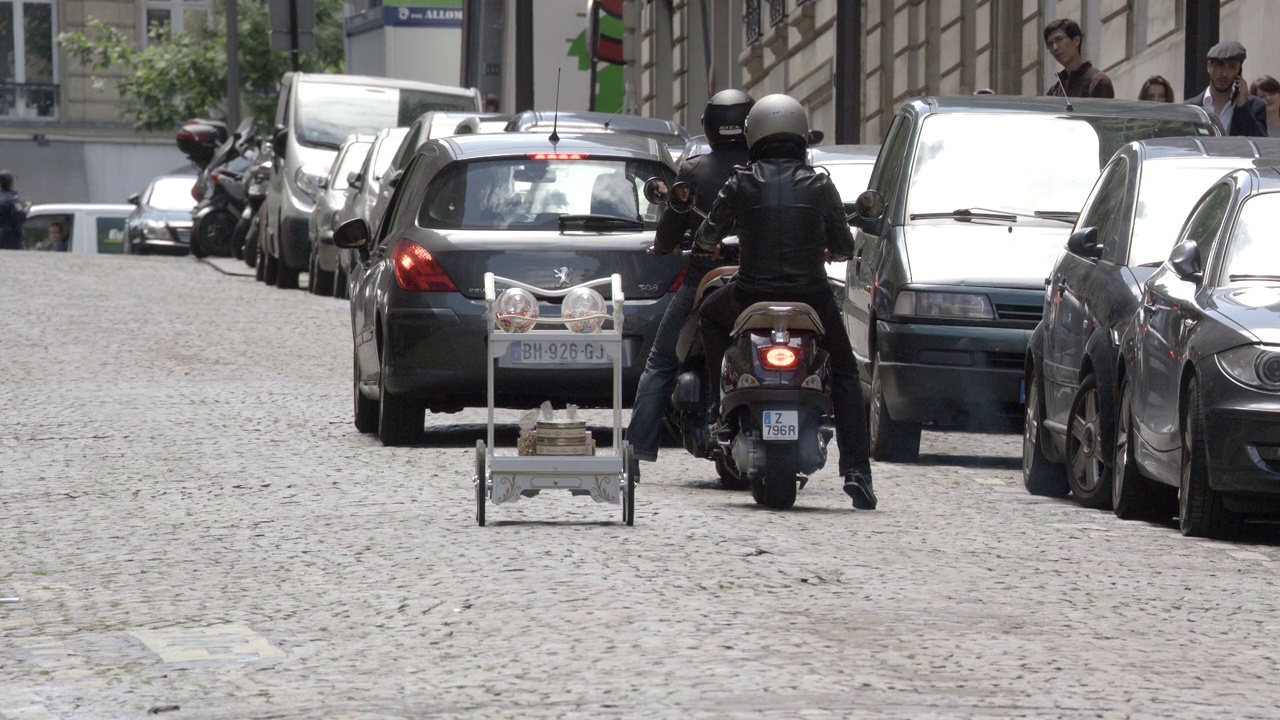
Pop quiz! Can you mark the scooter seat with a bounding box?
[730,302,824,337]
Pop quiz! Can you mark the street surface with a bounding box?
[2,251,1279,719]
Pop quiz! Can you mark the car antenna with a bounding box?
[602,99,625,130]
[549,69,561,145]
[1054,75,1074,112]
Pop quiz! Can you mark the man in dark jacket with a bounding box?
[695,94,876,510]
[1043,18,1114,98]
[0,170,28,251]
[625,89,754,463]
[1184,40,1268,137]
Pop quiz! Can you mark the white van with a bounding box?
[261,72,482,289]
[22,203,135,254]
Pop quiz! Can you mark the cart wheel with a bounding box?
[623,442,637,526]
[475,440,486,527]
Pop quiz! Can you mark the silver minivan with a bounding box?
[262,72,481,289]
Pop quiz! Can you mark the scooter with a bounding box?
[233,144,272,267]
[189,117,256,258]
[643,178,837,509]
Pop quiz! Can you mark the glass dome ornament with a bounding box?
[562,287,607,333]
[495,287,539,332]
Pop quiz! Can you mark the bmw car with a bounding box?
[334,132,682,445]
[1116,164,1280,538]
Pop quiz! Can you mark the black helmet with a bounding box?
[701,89,755,147]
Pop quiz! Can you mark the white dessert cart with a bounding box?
[475,271,637,526]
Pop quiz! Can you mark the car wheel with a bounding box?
[333,264,348,300]
[310,257,335,296]
[868,352,921,462]
[1112,376,1177,520]
[1023,362,1070,497]
[353,348,378,434]
[276,263,300,290]
[1179,377,1237,538]
[1066,373,1112,509]
[377,343,424,447]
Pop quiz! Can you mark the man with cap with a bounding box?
[0,171,29,251]
[1185,40,1268,137]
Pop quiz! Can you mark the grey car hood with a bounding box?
[902,223,1069,289]
[1206,286,1280,346]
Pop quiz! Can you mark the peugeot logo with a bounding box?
[554,266,573,288]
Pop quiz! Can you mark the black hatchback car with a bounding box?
[1115,165,1280,538]
[846,96,1219,462]
[1024,137,1280,507]
[334,132,681,445]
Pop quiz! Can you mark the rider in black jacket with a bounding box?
[625,89,754,463]
[694,94,876,509]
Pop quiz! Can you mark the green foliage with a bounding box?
[57,0,345,132]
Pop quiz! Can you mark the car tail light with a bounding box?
[392,238,457,292]
[759,345,801,370]
[667,264,688,292]
[526,152,589,160]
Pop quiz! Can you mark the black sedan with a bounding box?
[1117,164,1280,538]
[125,174,198,255]
[334,132,681,446]
[1025,137,1280,508]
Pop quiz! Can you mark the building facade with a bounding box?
[628,0,1278,144]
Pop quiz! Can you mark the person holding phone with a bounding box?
[1186,40,1268,137]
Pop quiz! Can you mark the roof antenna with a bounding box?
[602,98,625,130]
[1054,74,1074,112]
[549,69,561,145]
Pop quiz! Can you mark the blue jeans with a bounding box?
[626,278,700,460]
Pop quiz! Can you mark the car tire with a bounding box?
[310,255,335,296]
[333,265,348,300]
[262,248,279,285]
[276,262,300,290]
[1023,362,1070,497]
[353,348,378,434]
[1066,373,1112,509]
[868,352,921,463]
[377,344,424,447]
[1179,377,1237,538]
[1113,376,1176,521]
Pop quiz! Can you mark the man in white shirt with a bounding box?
[1184,40,1268,137]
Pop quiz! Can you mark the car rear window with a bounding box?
[417,157,673,230]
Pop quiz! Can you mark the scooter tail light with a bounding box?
[392,238,457,292]
[759,345,801,370]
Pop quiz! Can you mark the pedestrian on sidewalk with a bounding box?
[1185,41,1268,137]
[0,171,29,251]
[1044,18,1114,98]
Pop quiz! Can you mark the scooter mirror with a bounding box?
[642,176,669,205]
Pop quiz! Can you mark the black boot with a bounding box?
[843,471,877,510]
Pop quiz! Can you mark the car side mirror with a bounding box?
[387,169,404,189]
[127,193,140,206]
[347,171,364,191]
[1168,239,1203,282]
[807,129,825,146]
[1066,226,1102,260]
[317,176,329,190]
[847,189,885,232]
[333,217,372,250]
[271,127,288,157]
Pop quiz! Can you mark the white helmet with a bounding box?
[744,93,808,150]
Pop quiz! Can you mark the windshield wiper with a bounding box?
[1229,274,1280,281]
[909,208,1018,223]
[1033,210,1079,223]
[558,214,645,231]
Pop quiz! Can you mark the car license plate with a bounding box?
[761,410,798,441]
[501,340,613,367]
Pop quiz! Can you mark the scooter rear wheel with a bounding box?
[752,443,798,510]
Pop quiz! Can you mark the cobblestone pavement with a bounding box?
[2,252,1280,719]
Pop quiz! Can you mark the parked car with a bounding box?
[307,134,373,296]
[333,127,410,299]
[125,174,199,255]
[505,110,691,164]
[333,132,681,445]
[809,144,880,300]
[263,72,482,289]
[844,95,1221,462]
[1024,137,1280,506]
[23,203,134,254]
[1116,164,1280,538]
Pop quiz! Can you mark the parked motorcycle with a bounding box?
[186,117,256,258]
[643,178,838,509]
[234,145,272,268]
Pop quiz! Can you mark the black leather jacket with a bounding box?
[653,144,750,273]
[694,143,854,296]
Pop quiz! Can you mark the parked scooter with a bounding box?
[234,145,272,268]
[643,178,839,509]
[187,117,256,258]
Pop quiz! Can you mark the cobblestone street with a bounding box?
[2,252,1279,719]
